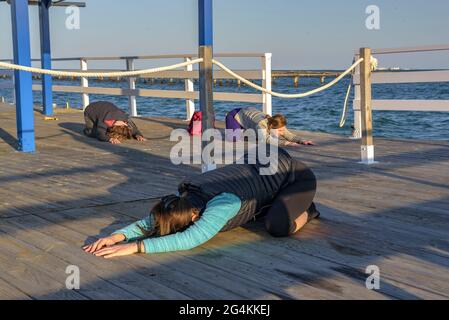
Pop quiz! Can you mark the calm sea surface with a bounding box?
[1,76,448,140]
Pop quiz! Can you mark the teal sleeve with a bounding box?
[112,215,154,242]
[142,193,241,254]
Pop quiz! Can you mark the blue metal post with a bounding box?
[198,0,215,172]
[199,0,213,48]
[39,0,53,116]
[11,0,35,152]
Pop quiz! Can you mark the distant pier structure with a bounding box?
[18,69,344,88]
[273,71,342,87]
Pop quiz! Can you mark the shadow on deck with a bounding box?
[0,103,448,300]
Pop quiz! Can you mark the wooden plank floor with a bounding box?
[0,103,448,300]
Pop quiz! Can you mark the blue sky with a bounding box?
[1,0,449,69]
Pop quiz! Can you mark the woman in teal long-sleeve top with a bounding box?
[84,149,320,258]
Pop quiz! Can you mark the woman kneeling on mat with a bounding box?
[83,101,146,144]
[83,148,320,258]
[226,107,314,146]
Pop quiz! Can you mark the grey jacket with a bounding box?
[234,107,304,146]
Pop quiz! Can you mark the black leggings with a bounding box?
[264,160,317,237]
[83,114,96,138]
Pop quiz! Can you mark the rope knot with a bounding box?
[370,56,378,71]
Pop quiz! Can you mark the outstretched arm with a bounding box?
[282,128,314,146]
[282,128,304,144]
[128,119,145,140]
[89,193,241,258]
[112,215,155,242]
[258,122,296,147]
[83,215,154,254]
[142,193,241,253]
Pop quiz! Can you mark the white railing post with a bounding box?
[352,54,362,139]
[126,58,137,117]
[262,53,273,116]
[184,57,195,121]
[80,58,89,110]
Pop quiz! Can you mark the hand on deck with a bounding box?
[83,234,125,254]
[92,243,139,259]
[136,135,146,142]
[109,138,121,144]
[301,141,315,146]
[285,141,315,147]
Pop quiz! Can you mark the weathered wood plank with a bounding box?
[0,278,32,300]
[1,215,190,300]
[0,231,88,300]
[31,208,284,300]
[0,104,448,299]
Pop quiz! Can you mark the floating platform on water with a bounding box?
[0,103,448,300]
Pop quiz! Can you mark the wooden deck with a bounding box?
[0,103,448,300]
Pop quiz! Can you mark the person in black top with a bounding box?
[83,101,146,144]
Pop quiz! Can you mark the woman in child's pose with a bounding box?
[226,107,314,146]
[84,148,319,258]
[83,101,146,144]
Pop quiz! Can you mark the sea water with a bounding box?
[1,76,448,141]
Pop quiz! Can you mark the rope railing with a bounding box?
[211,58,365,99]
[0,56,377,102]
[339,58,357,128]
[0,58,203,78]
[339,79,353,128]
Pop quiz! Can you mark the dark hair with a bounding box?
[266,114,287,130]
[140,195,199,237]
[107,125,133,141]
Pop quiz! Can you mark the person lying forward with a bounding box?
[226,107,314,146]
[84,148,320,258]
[83,101,146,144]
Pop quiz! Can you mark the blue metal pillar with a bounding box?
[39,0,53,116]
[11,0,35,152]
[198,0,215,172]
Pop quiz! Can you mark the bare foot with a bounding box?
[293,211,309,233]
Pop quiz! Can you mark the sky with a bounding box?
[1,0,449,70]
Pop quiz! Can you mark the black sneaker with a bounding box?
[307,202,321,222]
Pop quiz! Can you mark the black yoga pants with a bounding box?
[83,114,96,138]
[264,160,317,237]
